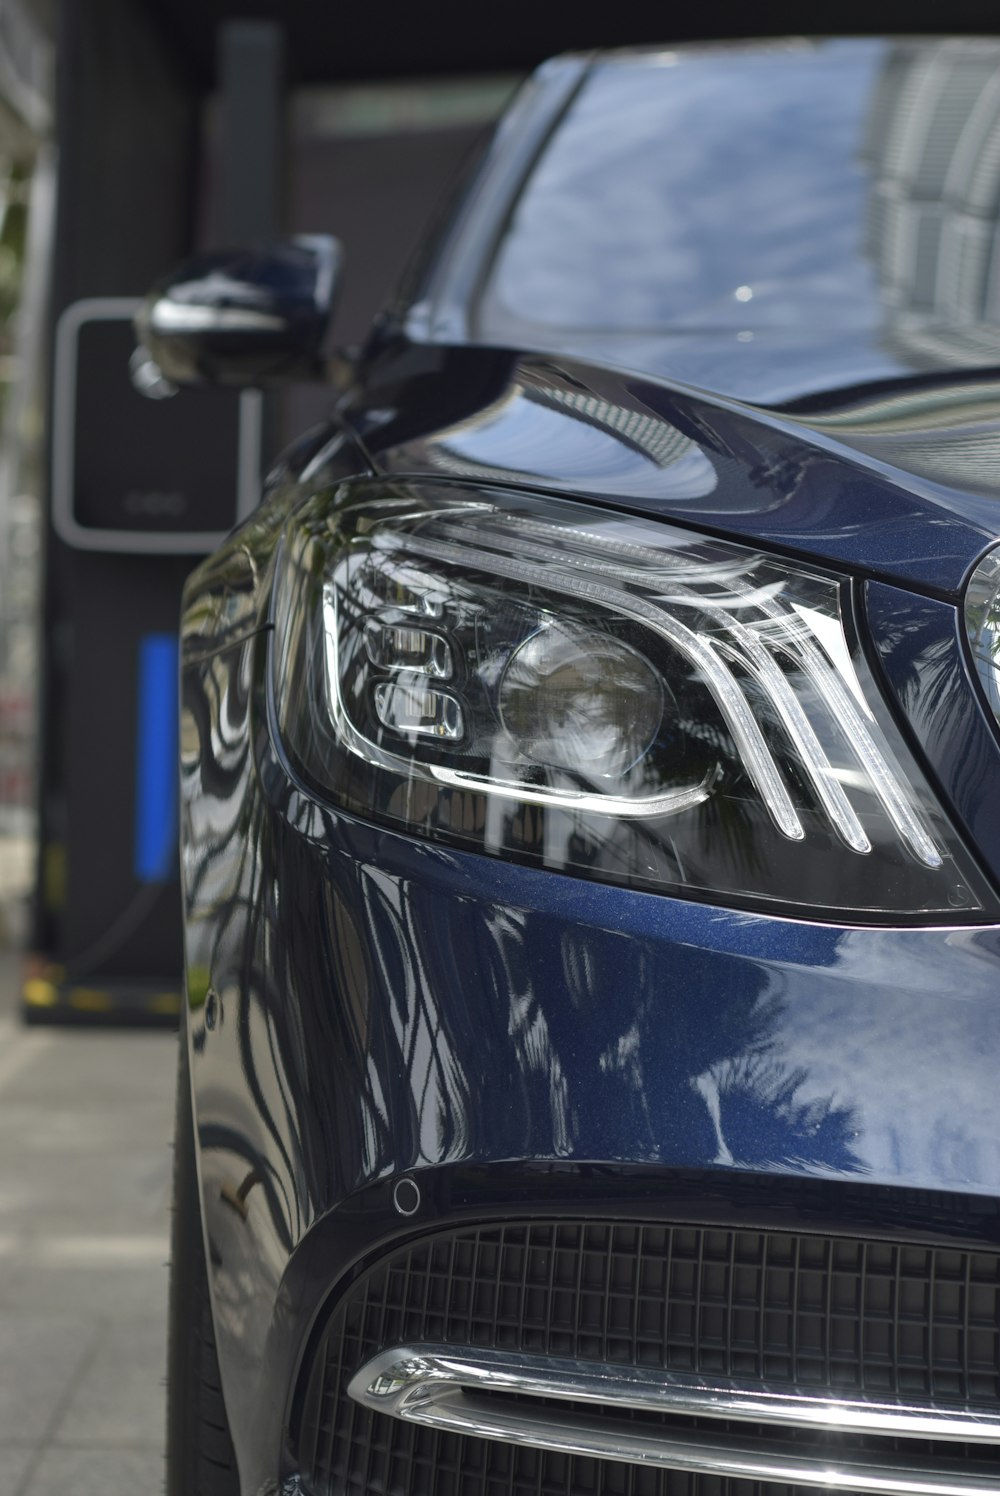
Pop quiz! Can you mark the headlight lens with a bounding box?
[966,542,1000,726]
[272,478,988,921]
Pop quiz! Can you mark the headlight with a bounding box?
[966,542,1000,726]
[271,478,990,922]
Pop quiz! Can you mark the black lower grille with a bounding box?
[291,1219,1000,1495]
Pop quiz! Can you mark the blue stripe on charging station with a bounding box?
[134,634,179,883]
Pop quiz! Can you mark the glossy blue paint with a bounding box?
[362,348,1000,596]
[138,236,341,387]
[220,738,1000,1204]
[167,37,1000,1496]
[179,611,1000,1488]
[866,580,1000,888]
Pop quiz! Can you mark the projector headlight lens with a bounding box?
[498,623,664,779]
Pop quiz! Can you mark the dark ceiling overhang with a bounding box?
[141,0,1000,88]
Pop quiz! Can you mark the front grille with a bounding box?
[291,1219,1000,1495]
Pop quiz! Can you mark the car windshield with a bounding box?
[476,39,1000,404]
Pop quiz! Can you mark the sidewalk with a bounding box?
[0,949,174,1496]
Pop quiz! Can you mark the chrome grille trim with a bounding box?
[349,1345,1000,1495]
[350,1344,1000,1441]
[296,1219,1000,1496]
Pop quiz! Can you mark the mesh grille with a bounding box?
[291,1220,1000,1496]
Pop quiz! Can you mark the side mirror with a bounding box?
[134,235,341,387]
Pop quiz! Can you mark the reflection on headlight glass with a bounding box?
[272,479,989,922]
[966,544,1000,728]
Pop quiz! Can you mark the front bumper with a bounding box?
[181,629,1000,1495]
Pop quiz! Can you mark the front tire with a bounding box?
[166,1033,241,1496]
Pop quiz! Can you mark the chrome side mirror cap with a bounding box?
[134,234,342,387]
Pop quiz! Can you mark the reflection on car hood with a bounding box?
[366,346,1000,597]
[497,326,1000,414]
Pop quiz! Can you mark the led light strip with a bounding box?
[383,529,805,839]
[426,513,943,867]
[322,578,714,820]
[766,621,942,868]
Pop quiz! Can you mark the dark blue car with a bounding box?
[146,36,1000,1496]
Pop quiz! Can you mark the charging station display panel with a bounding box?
[53,299,258,554]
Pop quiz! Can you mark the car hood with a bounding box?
[362,344,1000,598]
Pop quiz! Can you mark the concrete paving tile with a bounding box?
[0,1315,99,1443]
[0,1257,168,1317]
[0,977,175,1492]
[0,1445,36,1496]
[56,1317,166,1448]
[0,1100,174,1155]
[0,1151,172,1234]
[0,1024,54,1096]
[25,1445,164,1496]
[0,1033,176,1107]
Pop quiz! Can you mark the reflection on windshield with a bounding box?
[865,41,1000,371]
[771,42,1000,493]
[485,41,884,336]
[478,38,1000,405]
